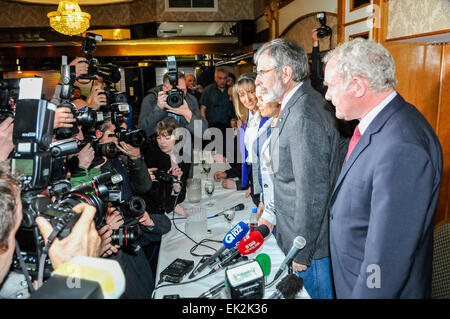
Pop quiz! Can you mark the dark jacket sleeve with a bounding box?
[310,46,327,96]
[127,157,152,194]
[138,86,168,136]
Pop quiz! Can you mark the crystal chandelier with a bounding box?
[47,0,91,36]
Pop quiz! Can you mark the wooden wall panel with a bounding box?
[435,44,450,227]
[384,41,450,227]
[385,42,442,130]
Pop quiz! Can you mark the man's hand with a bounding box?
[105,208,124,231]
[257,217,275,233]
[312,28,319,47]
[69,57,89,79]
[138,211,155,227]
[222,178,236,190]
[214,171,227,182]
[148,168,157,181]
[116,141,141,159]
[165,100,192,123]
[77,143,95,169]
[157,91,169,110]
[292,261,307,272]
[98,225,120,257]
[256,201,264,220]
[0,117,14,161]
[35,203,101,269]
[54,106,75,129]
[86,86,107,110]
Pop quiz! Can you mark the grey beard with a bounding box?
[261,79,284,103]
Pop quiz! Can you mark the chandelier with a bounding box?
[47,0,91,36]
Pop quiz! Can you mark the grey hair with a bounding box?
[323,38,397,92]
[254,38,309,83]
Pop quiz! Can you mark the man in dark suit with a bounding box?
[324,38,443,298]
[254,38,345,299]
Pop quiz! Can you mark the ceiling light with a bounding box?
[47,0,91,36]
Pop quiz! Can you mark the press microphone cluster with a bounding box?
[209,224,270,274]
[189,221,249,279]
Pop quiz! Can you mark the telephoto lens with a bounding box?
[119,195,146,219]
[74,109,97,128]
[111,225,140,248]
[116,128,147,147]
[166,88,184,108]
[91,140,122,159]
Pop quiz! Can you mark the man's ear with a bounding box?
[0,243,8,255]
[281,66,293,84]
[352,76,368,98]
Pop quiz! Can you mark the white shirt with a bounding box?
[244,110,261,164]
[358,91,397,135]
[280,82,303,113]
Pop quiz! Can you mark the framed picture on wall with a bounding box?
[349,31,370,40]
[350,0,371,11]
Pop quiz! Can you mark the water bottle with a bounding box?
[249,207,258,232]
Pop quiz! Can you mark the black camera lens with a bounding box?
[55,192,106,228]
[111,225,140,247]
[92,141,121,159]
[120,195,146,218]
[118,129,147,147]
[166,89,184,108]
[75,109,97,127]
[317,25,332,39]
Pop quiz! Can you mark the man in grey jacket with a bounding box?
[254,38,345,299]
[138,72,208,139]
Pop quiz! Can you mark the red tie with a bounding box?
[346,125,361,161]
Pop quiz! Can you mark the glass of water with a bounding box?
[185,207,207,242]
[204,179,215,207]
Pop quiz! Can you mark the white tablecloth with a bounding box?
[153,163,310,299]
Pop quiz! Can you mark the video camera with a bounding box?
[317,12,332,38]
[165,56,184,108]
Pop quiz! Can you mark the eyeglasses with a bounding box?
[256,67,278,77]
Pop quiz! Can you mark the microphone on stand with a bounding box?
[273,236,306,282]
[212,203,245,218]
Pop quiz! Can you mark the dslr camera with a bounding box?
[165,56,184,108]
[317,12,332,38]
[0,78,19,122]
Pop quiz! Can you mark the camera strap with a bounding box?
[14,240,36,294]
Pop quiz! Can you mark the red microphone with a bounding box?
[237,231,264,255]
[211,230,265,272]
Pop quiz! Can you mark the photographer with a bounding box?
[141,116,190,216]
[0,161,101,293]
[138,71,208,138]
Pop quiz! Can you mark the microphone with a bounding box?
[30,256,125,299]
[268,274,304,299]
[273,236,306,282]
[256,253,271,278]
[212,203,245,218]
[210,227,268,273]
[189,221,249,279]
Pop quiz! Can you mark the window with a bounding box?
[165,0,218,11]
[350,0,371,12]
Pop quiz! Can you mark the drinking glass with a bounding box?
[201,161,212,179]
[186,178,202,203]
[204,179,215,207]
